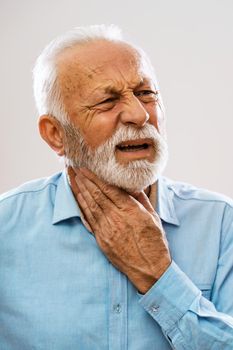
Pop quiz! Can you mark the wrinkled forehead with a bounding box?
[56,40,157,95]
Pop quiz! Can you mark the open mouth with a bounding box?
[115,138,154,162]
[116,143,149,152]
[116,138,153,153]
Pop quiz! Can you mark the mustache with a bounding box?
[62,121,161,155]
[99,124,159,149]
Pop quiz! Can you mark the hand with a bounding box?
[67,167,171,294]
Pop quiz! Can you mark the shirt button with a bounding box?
[151,305,159,313]
[113,304,122,313]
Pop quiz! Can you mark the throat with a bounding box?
[145,185,151,197]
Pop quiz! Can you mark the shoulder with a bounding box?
[0,172,65,234]
[161,176,233,208]
[0,172,63,208]
[160,177,233,236]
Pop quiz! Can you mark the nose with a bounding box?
[119,94,149,127]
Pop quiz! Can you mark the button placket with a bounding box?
[113,303,122,314]
[108,263,128,350]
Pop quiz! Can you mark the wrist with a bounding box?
[136,260,172,294]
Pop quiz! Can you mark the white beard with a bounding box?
[63,123,168,193]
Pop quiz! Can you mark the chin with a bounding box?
[108,171,157,193]
[93,157,167,193]
[65,132,168,193]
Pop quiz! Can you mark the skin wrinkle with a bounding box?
[57,40,158,135]
[41,39,172,293]
[63,121,168,192]
[69,165,171,293]
[94,194,166,285]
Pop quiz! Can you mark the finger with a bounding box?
[131,191,155,215]
[77,192,98,232]
[67,166,80,198]
[76,178,112,237]
[75,174,106,222]
[77,168,129,208]
[76,171,117,212]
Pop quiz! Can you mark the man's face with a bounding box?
[57,40,168,192]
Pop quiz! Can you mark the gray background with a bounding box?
[1,0,232,197]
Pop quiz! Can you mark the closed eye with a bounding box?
[135,90,158,97]
[134,90,159,103]
[97,97,118,105]
[93,96,119,111]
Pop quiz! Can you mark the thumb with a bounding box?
[131,191,155,215]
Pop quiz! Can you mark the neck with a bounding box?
[144,185,151,197]
[146,182,157,209]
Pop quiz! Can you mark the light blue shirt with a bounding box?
[0,171,233,349]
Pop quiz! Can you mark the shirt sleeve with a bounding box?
[138,204,233,349]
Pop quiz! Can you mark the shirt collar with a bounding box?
[52,170,81,224]
[52,171,180,227]
[156,176,180,226]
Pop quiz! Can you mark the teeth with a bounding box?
[117,143,149,151]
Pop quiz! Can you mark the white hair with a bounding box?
[33,24,159,123]
[63,122,168,192]
[33,24,123,122]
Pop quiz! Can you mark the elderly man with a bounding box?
[0,25,233,350]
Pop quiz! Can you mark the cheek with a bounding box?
[147,103,165,134]
[79,112,119,148]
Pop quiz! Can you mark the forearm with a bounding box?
[139,261,233,349]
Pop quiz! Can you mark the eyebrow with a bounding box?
[98,78,152,95]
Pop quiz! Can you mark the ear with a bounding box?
[38,115,65,156]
